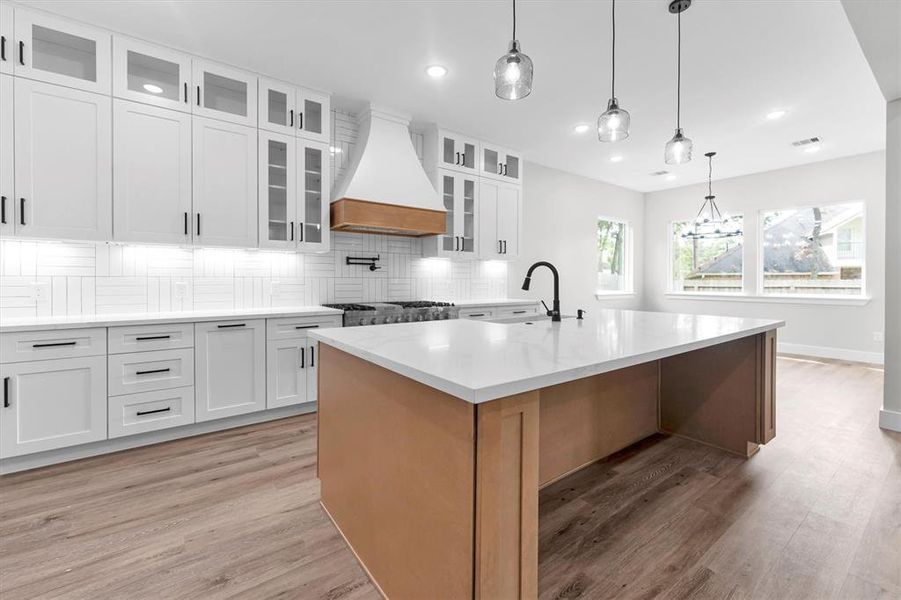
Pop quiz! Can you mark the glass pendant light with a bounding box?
[598,0,630,142]
[664,0,693,165]
[494,0,534,100]
[682,152,742,240]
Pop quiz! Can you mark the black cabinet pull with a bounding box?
[196,213,201,236]
[18,41,24,66]
[294,324,319,329]
[217,323,245,328]
[299,222,304,242]
[498,162,502,175]
[136,367,170,376]
[298,112,303,130]
[3,377,9,408]
[468,313,486,317]
[1,35,6,62]
[498,240,502,254]
[289,109,294,128]
[19,198,25,225]
[184,212,188,235]
[513,310,527,314]
[503,164,508,176]
[196,85,200,106]
[136,407,171,416]
[32,341,76,348]
[183,82,188,103]
[290,221,294,241]
[454,236,459,252]
[460,237,466,252]
[502,240,507,254]
[1,196,6,224]
[310,346,315,367]
[300,347,305,369]
[136,335,170,341]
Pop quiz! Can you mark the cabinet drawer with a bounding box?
[458,309,495,320]
[108,323,194,354]
[0,328,106,363]
[108,348,194,396]
[266,316,342,340]
[497,305,538,317]
[108,387,195,439]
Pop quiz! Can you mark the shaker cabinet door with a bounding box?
[113,36,192,112]
[14,78,111,241]
[194,320,266,422]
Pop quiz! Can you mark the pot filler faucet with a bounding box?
[521,261,562,322]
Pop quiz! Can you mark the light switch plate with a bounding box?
[174,281,188,299]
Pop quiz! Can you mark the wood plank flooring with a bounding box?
[0,356,897,599]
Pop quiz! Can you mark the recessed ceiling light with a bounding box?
[573,123,590,134]
[610,155,623,163]
[803,144,821,154]
[143,83,163,94]
[426,65,448,78]
[665,174,677,181]
[766,109,786,120]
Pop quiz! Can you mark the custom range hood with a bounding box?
[331,106,446,237]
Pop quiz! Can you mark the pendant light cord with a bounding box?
[512,0,517,41]
[676,10,682,130]
[611,0,616,98]
[708,153,712,197]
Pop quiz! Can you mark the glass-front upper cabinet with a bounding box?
[258,131,296,249]
[422,169,477,259]
[423,128,479,177]
[297,141,330,252]
[297,87,330,144]
[192,59,257,127]
[0,4,13,75]
[480,143,522,183]
[259,78,296,136]
[13,9,111,94]
[113,37,191,112]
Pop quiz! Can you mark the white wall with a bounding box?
[508,162,645,314]
[643,151,886,363]
[881,99,900,430]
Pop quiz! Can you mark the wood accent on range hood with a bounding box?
[331,198,446,237]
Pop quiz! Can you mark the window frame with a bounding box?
[595,215,634,296]
[667,214,747,295]
[756,200,868,300]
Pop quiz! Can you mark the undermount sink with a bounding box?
[486,314,576,324]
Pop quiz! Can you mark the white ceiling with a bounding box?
[841,0,901,102]
[20,0,887,192]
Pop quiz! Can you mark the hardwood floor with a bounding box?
[0,357,897,599]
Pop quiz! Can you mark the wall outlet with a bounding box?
[874,331,884,343]
[31,282,49,301]
[174,281,188,299]
[270,281,281,296]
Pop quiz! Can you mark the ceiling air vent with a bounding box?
[792,136,820,147]
[651,170,670,176]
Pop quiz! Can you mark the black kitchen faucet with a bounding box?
[521,261,561,322]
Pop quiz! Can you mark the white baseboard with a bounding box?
[778,342,884,365]
[0,403,316,475]
[879,408,901,432]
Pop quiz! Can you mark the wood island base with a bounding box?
[316,331,777,600]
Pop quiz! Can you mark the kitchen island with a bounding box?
[309,309,783,599]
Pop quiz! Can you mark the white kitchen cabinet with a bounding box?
[423,169,477,259]
[258,79,330,143]
[480,143,522,183]
[108,386,194,439]
[296,87,329,143]
[13,9,110,94]
[0,3,13,75]
[194,320,265,422]
[113,99,192,244]
[0,355,107,458]
[423,128,479,176]
[113,36,191,112]
[266,339,306,409]
[297,140,330,251]
[14,78,111,241]
[107,348,194,397]
[0,74,12,236]
[478,178,520,260]
[193,116,258,248]
[192,59,257,127]
[259,130,296,249]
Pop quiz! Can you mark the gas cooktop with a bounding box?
[322,301,459,326]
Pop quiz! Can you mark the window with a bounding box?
[760,202,864,296]
[671,217,744,293]
[597,218,630,293]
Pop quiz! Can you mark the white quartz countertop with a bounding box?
[310,308,784,404]
[0,306,343,333]
[453,298,539,308]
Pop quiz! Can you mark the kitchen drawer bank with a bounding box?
[0,307,342,474]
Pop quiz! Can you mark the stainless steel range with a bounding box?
[323,301,459,327]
